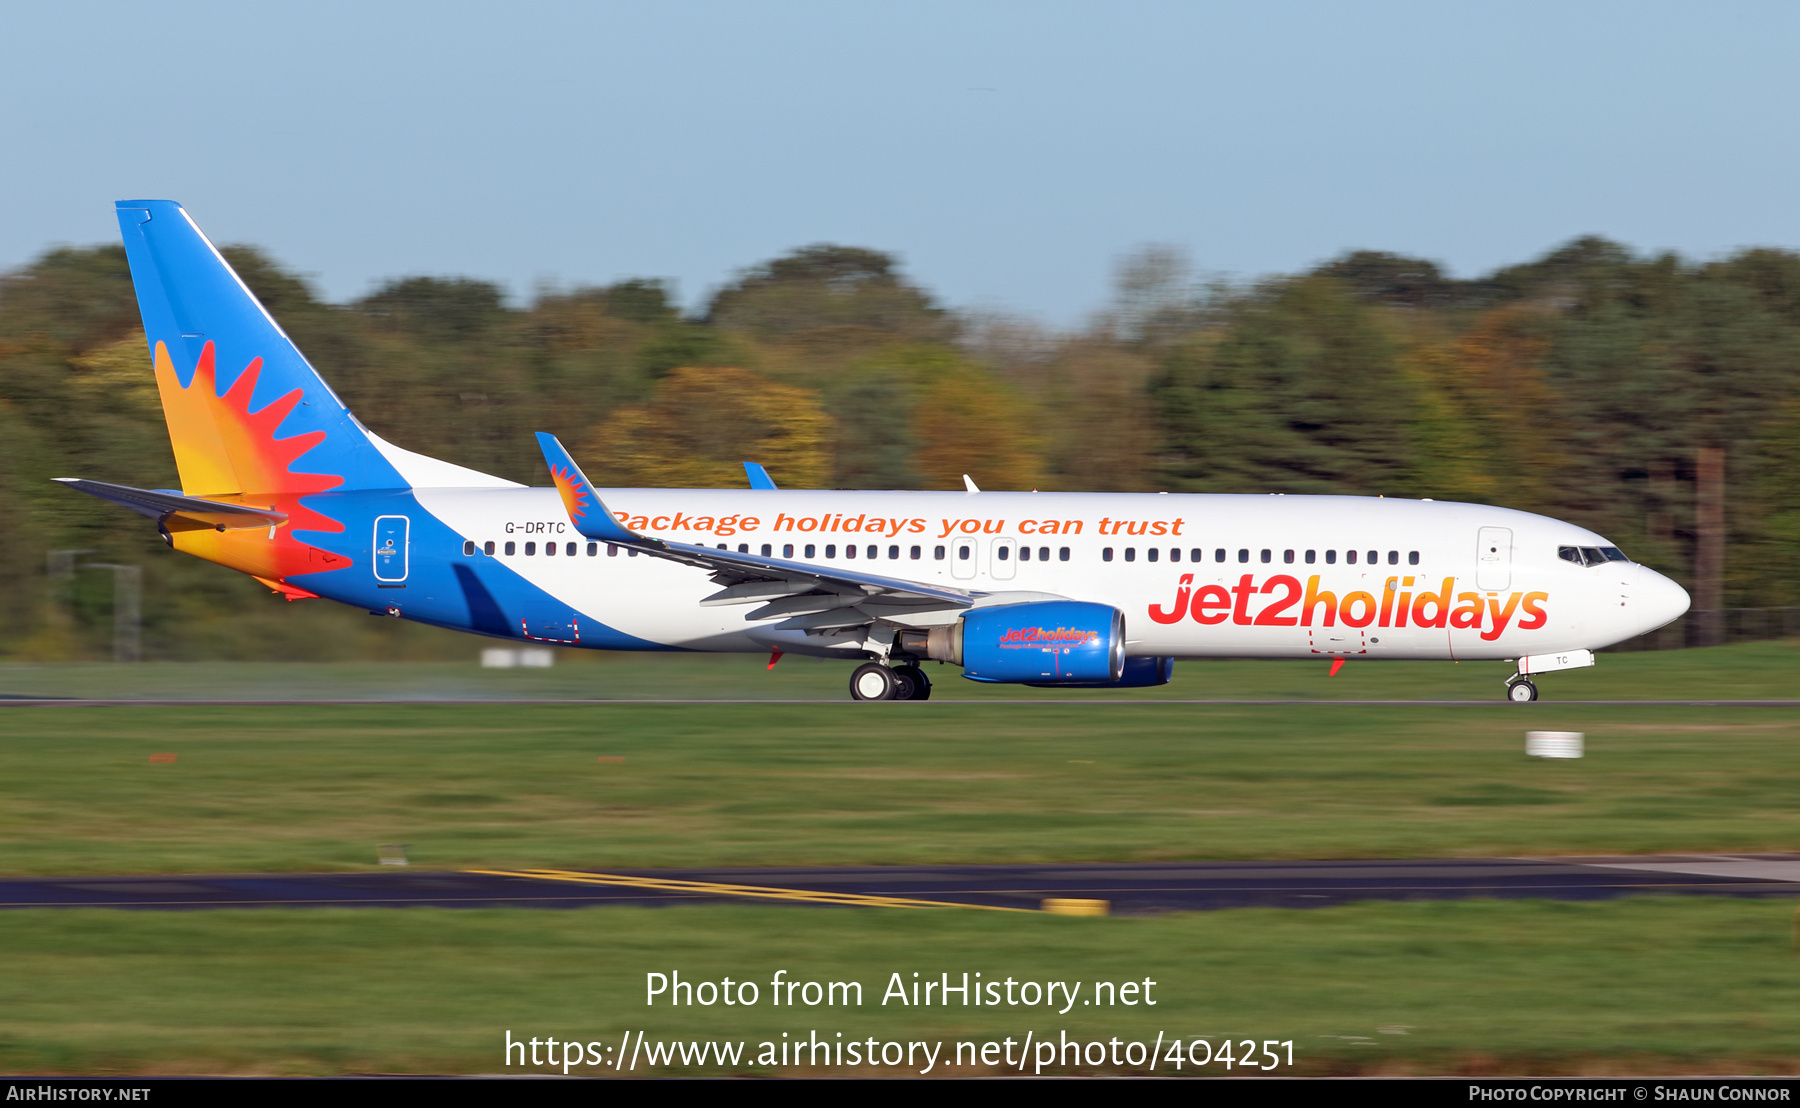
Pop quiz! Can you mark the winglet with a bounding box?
[533,433,639,543]
[744,462,779,490]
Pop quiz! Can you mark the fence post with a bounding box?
[1693,446,1725,647]
[80,563,142,663]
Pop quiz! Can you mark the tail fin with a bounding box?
[115,200,517,495]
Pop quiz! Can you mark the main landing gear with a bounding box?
[849,662,932,701]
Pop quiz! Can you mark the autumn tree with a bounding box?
[587,365,832,489]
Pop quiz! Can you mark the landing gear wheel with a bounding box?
[1506,679,1539,703]
[893,664,931,701]
[850,662,898,701]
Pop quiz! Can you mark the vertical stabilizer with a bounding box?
[114,200,517,494]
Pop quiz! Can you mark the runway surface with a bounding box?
[4,698,1800,707]
[5,856,1798,913]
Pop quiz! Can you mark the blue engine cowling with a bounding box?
[1026,655,1173,689]
[959,601,1125,684]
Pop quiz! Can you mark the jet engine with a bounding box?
[898,600,1132,685]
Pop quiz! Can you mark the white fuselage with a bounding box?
[402,488,1689,661]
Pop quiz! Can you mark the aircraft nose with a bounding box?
[1636,565,1691,634]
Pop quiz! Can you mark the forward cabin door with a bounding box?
[1476,526,1512,591]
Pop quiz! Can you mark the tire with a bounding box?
[895,664,931,701]
[850,662,898,701]
[1507,679,1538,703]
[891,668,919,700]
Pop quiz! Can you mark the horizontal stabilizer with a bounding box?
[53,478,287,530]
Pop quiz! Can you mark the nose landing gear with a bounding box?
[1505,678,1539,703]
[1503,650,1594,702]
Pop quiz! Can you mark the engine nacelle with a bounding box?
[901,601,1125,685]
[1028,655,1173,689]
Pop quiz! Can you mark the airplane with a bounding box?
[57,200,1692,702]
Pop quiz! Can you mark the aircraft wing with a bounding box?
[533,434,975,627]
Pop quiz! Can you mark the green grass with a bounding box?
[1,899,1797,1076]
[2,638,1796,702]
[1,700,1798,874]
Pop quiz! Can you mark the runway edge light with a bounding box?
[1042,898,1110,916]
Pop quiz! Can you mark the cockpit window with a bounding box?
[1561,545,1630,567]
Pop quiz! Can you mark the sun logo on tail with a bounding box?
[154,340,350,582]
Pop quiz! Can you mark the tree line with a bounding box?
[1,233,1795,659]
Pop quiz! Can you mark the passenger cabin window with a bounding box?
[889,545,900,559]
[587,543,597,556]
[934,545,946,560]
[1124,548,1136,562]
[463,540,475,556]
[1325,550,1336,564]
[826,544,837,558]
[1386,550,1398,565]
[1040,547,1051,561]
[1191,549,1202,562]
[1019,546,1030,561]
[1305,550,1316,564]
[1367,550,1378,564]
[1238,549,1249,563]
[783,544,794,557]
[805,544,816,558]
[1146,548,1158,562]
[1260,549,1271,563]
[844,544,855,558]
[1346,550,1356,565]
[545,542,555,556]
[1283,549,1294,564]
[483,541,495,556]
[1059,547,1070,561]
[1408,551,1419,565]
[998,545,1010,560]
[524,542,536,556]
[607,544,618,556]
[911,545,922,559]
[957,543,972,561]
[1103,548,1113,562]
[505,542,516,556]
[761,544,772,556]
[1215,549,1225,563]
[1169,548,1180,562]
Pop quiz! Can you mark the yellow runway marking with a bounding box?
[466,868,1035,912]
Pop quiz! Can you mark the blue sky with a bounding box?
[5,2,1799,322]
